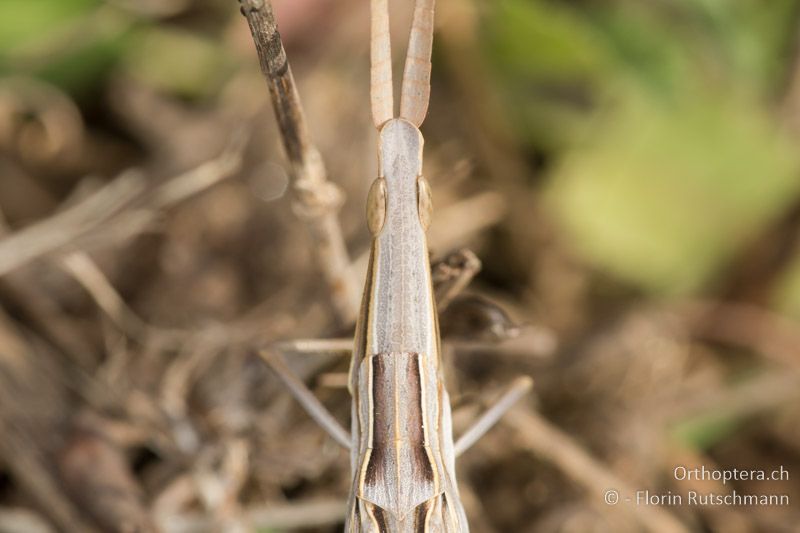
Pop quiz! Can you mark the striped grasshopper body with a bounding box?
[259,1,531,531]
[351,0,471,528]
[346,119,468,531]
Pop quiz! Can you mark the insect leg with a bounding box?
[432,248,482,312]
[454,376,533,456]
[258,348,351,449]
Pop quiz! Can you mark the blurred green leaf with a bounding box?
[0,3,137,95]
[482,0,610,150]
[683,0,799,94]
[773,257,800,319]
[484,0,607,81]
[670,410,743,450]
[482,0,800,294]
[121,27,233,99]
[0,0,99,52]
[546,91,800,294]
[37,14,137,94]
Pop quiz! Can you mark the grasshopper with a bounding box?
[261,0,532,531]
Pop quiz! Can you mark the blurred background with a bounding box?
[0,0,799,531]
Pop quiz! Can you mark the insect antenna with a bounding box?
[370,0,436,128]
[400,0,435,127]
[370,0,394,128]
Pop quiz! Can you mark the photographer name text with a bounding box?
[635,489,789,507]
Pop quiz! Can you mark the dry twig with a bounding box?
[0,311,103,533]
[0,131,248,280]
[506,407,690,533]
[162,498,345,533]
[0,507,56,533]
[0,172,145,277]
[58,414,159,533]
[678,300,800,369]
[238,0,358,324]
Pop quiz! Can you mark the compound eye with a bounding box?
[367,177,388,236]
[416,176,432,231]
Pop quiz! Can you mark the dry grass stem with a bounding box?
[238,0,358,324]
[507,407,690,533]
[679,300,800,369]
[162,498,346,533]
[0,507,56,533]
[0,132,248,279]
[0,171,145,277]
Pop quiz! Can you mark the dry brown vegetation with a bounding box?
[0,0,799,532]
